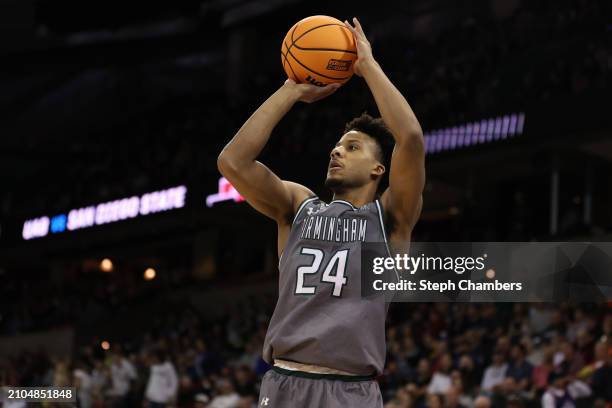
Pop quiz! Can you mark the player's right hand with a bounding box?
[284,78,341,103]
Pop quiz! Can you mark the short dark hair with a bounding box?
[344,113,394,167]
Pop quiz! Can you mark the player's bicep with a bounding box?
[382,137,425,229]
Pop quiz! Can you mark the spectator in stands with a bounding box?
[541,367,591,408]
[232,365,256,406]
[474,395,492,408]
[456,354,479,394]
[589,340,611,403]
[207,378,240,408]
[445,384,467,408]
[481,351,508,392]
[73,359,93,408]
[107,350,138,408]
[405,357,431,403]
[505,344,533,391]
[144,349,179,408]
[427,352,453,394]
[557,341,585,375]
[532,346,554,394]
[90,358,109,407]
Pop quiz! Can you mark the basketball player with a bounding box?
[217,18,424,407]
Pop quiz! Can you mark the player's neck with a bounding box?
[331,185,377,208]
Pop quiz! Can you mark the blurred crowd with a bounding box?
[1,301,610,408]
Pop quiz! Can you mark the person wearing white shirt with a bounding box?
[73,361,93,408]
[480,352,508,392]
[208,379,240,408]
[427,353,453,395]
[145,350,179,408]
[107,351,138,408]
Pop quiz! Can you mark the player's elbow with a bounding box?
[217,150,236,176]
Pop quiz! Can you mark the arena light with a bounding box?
[144,268,156,281]
[100,258,113,273]
[101,341,110,351]
[206,177,244,207]
[425,113,525,154]
[21,185,187,241]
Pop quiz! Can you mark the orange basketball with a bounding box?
[281,15,357,86]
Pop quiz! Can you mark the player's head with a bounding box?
[325,113,393,194]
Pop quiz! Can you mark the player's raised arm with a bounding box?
[217,79,340,223]
[345,18,425,237]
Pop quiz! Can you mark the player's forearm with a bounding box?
[360,59,423,143]
[218,83,299,171]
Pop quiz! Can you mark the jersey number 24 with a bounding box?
[295,247,348,297]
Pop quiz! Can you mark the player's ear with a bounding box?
[372,163,385,177]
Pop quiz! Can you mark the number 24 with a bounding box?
[296,248,348,297]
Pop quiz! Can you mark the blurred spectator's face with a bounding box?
[325,131,384,192]
[426,393,443,408]
[216,379,234,395]
[180,375,192,388]
[474,396,492,408]
[417,359,430,375]
[511,345,523,360]
[561,342,573,357]
[497,336,510,352]
[594,342,607,361]
[445,386,460,406]
[440,354,452,372]
[493,353,505,365]
[402,337,415,350]
[553,376,567,389]
[577,329,590,347]
[459,355,473,370]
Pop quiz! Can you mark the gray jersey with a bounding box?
[263,197,392,376]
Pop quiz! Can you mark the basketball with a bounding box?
[281,15,357,86]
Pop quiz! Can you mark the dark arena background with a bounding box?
[1,0,611,407]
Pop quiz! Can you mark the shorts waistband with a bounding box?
[271,366,376,382]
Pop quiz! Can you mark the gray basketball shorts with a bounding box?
[258,367,383,408]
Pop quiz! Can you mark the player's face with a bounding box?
[325,131,384,190]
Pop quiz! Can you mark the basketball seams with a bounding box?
[291,44,357,54]
[282,23,299,72]
[291,23,351,46]
[284,42,350,80]
[281,45,299,81]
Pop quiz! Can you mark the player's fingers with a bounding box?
[352,17,365,36]
[344,20,355,34]
[316,84,340,99]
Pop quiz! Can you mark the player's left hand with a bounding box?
[344,17,374,77]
